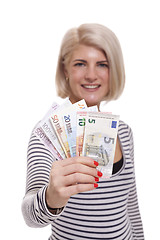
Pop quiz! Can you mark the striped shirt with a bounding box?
[22,120,144,239]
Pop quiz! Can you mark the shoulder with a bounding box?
[118,120,134,159]
[118,120,134,148]
[118,120,133,138]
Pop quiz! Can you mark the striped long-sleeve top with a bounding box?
[22,120,145,239]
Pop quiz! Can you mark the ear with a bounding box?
[63,64,69,78]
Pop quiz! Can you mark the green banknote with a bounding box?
[76,106,98,156]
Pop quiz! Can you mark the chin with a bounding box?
[85,100,99,108]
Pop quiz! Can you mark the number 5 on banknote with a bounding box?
[82,112,119,178]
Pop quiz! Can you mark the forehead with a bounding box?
[70,44,107,61]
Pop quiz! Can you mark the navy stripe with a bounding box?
[22,120,144,239]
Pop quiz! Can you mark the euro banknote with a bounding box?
[50,99,87,158]
[76,111,87,156]
[33,124,63,160]
[49,99,72,158]
[62,100,87,157]
[82,112,119,177]
[33,99,119,177]
[39,102,66,159]
[76,106,98,156]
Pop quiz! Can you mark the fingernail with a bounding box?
[97,171,103,177]
[94,161,99,167]
[95,177,99,182]
[94,183,98,188]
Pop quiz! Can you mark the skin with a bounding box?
[64,44,110,109]
[46,44,122,212]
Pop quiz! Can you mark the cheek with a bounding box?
[68,76,80,91]
[98,68,109,79]
[69,70,84,83]
[101,73,109,86]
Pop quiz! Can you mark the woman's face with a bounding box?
[64,44,109,108]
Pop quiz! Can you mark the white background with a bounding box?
[0,0,159,239]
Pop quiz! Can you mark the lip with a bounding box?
[81,84,101,90]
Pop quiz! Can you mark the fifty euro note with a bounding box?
[50,99,87,158]
[49,99,72,158]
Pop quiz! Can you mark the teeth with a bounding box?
[83,85,99,89]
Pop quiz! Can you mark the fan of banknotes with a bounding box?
[34,99,119,178]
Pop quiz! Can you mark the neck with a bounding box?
[69,98,100,111]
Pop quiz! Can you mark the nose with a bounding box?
[85,66,97,82]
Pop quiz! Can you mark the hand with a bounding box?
[45,156,102,209]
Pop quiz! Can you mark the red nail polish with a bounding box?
[97,171,103,177]
[95,177,99,182]
[94,161,99,167]
[94,183,98,188]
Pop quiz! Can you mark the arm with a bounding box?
[127,128,145,239]
[22,131,100,228]
[21,133,63,228]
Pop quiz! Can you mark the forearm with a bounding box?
[22,131,64,228]
[22,185,64,228]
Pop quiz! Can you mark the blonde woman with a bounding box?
[22,23,144,239]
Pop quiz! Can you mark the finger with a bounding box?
[64,183,98,197]
[62,173,99,186]
[58,156,99,168]
[62,162,98,177]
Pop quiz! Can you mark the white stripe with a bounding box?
[22,120,144,239]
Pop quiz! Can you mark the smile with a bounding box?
[82,85,100,89]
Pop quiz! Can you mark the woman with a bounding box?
[22,23,144,239]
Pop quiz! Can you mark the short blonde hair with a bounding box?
[55,23,125,102]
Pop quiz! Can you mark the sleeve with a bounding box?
[21,132,64,228]
[127,128,145,239]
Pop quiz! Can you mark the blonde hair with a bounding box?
[55,23,125,101]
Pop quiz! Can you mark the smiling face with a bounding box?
[64,44,110,108]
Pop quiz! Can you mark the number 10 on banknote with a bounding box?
[82,112,119,178]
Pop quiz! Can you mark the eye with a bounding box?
[74,62,86,67]
[97,63,109,68]
[73,59,87,67]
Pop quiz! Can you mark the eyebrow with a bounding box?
[73,59,87,63]
[97,60,109,64]
[73,59,108,63]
